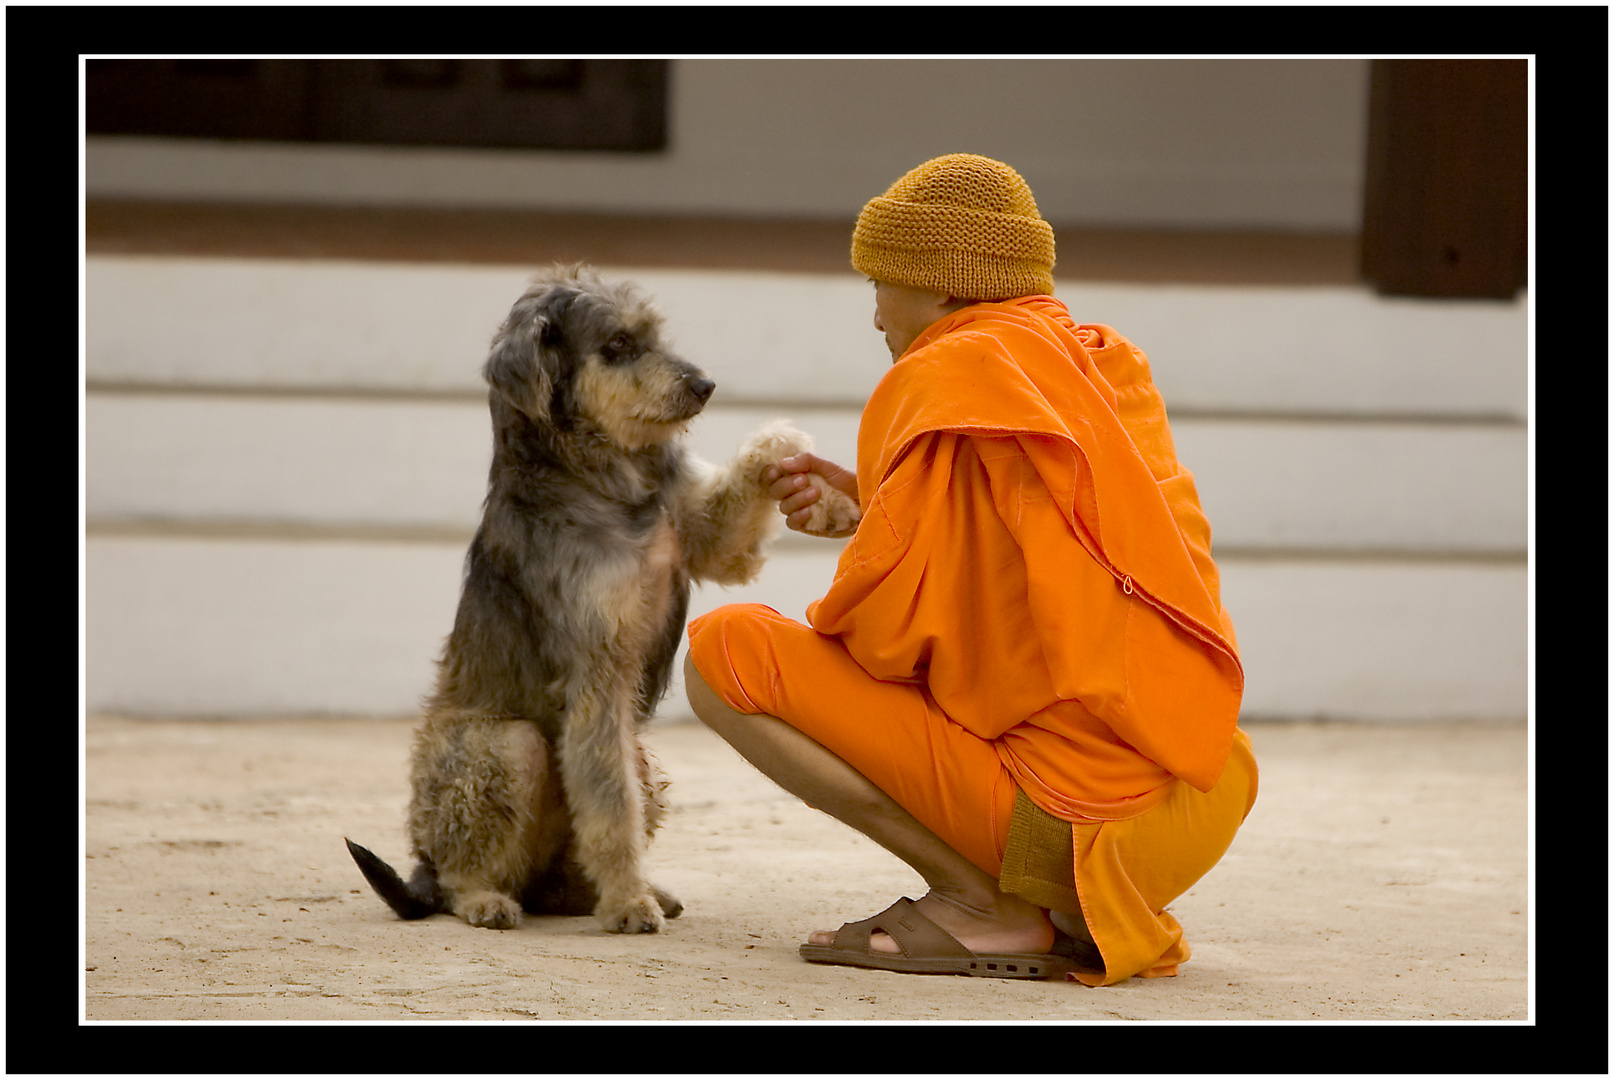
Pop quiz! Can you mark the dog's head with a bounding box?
[484,264,716,450]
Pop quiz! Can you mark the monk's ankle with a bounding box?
[920,887,1047,931]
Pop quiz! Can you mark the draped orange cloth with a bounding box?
[688,296,1256,985]
[810,297,1243,801]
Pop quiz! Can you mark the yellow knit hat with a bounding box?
[851,153,1056,301]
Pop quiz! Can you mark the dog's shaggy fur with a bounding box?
[347,264,859,933]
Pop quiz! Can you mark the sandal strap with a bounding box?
[831,897,975,959]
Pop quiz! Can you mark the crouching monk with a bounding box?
[683,153,1258,985]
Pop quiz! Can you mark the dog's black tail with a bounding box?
[344,838,446,920]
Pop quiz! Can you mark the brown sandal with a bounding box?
[798,897,1082,980]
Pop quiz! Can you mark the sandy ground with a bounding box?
[82,713,1531,1026]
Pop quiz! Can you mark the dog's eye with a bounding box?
[602,332,637,363]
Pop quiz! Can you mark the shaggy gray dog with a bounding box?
[347,264,858,933]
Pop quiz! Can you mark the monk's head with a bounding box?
[869,281,972,361]
[852,153,1057,357]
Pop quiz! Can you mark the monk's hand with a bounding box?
[761,453,860,537]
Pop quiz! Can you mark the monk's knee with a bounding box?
[683,651,729,731]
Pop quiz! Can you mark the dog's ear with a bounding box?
[483,310,558,421]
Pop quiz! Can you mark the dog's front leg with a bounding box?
[558,680,666,933]
[677,456,781,586]
[679,421,861,584]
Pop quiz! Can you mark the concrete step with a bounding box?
[86,255,1527,419]
[84,534,1526,723]
[86,394,1524,556]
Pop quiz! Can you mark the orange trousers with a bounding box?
[687,602,1258,985]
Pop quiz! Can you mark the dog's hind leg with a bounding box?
[407,714,546,929]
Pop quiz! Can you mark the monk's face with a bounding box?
[872,281,961,361]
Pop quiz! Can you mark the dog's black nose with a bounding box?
[689,377,716,404]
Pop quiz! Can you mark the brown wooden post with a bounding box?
[1361,59,1528,299]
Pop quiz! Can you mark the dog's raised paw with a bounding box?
[735,419,814,480]
[734,420,862,534]
[798,476,862,535]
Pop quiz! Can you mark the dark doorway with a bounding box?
[85,59,668,152]
[1361,59,1527,299]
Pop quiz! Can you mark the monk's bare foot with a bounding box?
[806,890,1055,956]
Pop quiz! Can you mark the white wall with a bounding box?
[84,58,1370,231]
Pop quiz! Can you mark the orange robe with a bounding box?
[689,296,1257,985]
[812,297,1243,796]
